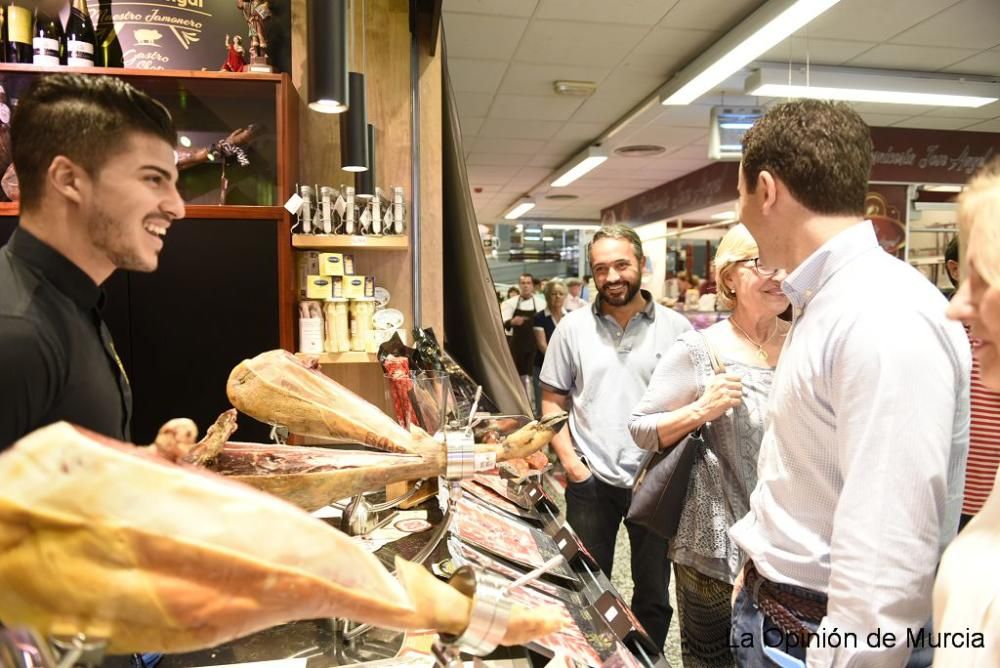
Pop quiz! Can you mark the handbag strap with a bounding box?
[699,331,726,375]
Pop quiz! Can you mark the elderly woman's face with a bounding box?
[949,246,1000,389]
[727,260,789,316]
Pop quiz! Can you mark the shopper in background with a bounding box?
[506,286,520,299]
[944,235,1000,532]
[501,273,545,408]
[628,224,789,668]
[728,99,969,667]
[541,224,692,649]
[564,277,587,311]
[533,279,567,416]
[944,237,960,300]
[935,157,1000,668]
[0,74,185,449]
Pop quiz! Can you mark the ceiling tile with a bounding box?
[478,118,564,139]
[535,0,676,25]
[467,165,519,186]
[858,112,914,126]
[455,91,495,117]
[471,137,548,154]
[942,48,1000,76]
[760,38,878,67]
[961,118,1000,132]
[498,62,612,96]
[647,104,714,128]
[447,58,510,93]
[667,144,712,159]
[805,0,957,42]
[847,44,981,70]
[621,27,720,76]
[542,138,593,155]
[442,0,539,18]
[552,122,608,142]
[569,72,664,123]
[513,20,649,67]
[459,117,484,136]
[889,0,1000,50]
[442,13,529,60]
[891,115,985,130]
[467,152,533,167]
[658,0,762,31]
[489,94,586,121]
[528,154,567,168]
[615,123,706,147]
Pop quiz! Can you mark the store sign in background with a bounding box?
[93,0,289,72]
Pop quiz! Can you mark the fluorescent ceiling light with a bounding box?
[504,198,536,220]
[543,223,602,231]
[746,64,1000,108]
[711,212,737,220]
[550,146,608,187]
[661,0,841,106]
[921,184,964,193]
[719,122,755,130]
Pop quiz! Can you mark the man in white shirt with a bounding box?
[563,277,587,311]
[500,273,546,405]
[728,99,970,668]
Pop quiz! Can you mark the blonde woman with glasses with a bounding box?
[934,157,1000,668]
[628,224,790,668]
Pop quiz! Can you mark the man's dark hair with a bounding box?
[520,273,534,281]
[741,99,872,216]
[11,74,177,211]
[589,223,644,266]
[945,236,960,287]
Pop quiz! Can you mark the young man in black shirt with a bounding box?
[0,74,185,449]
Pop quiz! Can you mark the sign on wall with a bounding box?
[88,0,289,72]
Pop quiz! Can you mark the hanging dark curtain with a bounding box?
[441,38,531,416]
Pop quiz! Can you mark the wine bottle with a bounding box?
[94,0,122,67]
[64,0,96,68]
[33,7,64,66]
[0,4,7,64]
[6,2,33,64]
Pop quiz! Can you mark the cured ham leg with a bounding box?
[152,410,565,511]
[227,350,566,463]
[0,423,565,653]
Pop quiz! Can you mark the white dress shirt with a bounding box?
[729,222,971,667]
[499,294,545,324]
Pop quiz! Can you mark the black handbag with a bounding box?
[627,334,725,540]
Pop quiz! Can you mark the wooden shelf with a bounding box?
[292,234,408,250]
[0,203,286,220]
[295,351,380,364]
[0,63,284,82]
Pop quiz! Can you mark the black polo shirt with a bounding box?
[0,227,132,450]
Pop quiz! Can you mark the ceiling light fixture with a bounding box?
[307,0,349,113]
[660,0,841,106]
[504,197,536,220]
[550,146,607,188]
[711,212,737,220]
[745,63,1000,108]
[554,80,598,97]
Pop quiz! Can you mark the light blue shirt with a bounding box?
[540,290,692,487]
[729,222,970,667]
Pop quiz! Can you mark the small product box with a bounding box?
[343,275,367,299]
[318,252,345,276]
[305,275,333,300]
[296,251,320,298]
[365,276,375,298]
[331,275,345,299]
[343,253,356,275]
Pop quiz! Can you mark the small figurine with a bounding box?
[237,0,273,72]
[221,34,246,72]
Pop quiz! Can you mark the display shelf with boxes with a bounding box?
[291,233,409,250]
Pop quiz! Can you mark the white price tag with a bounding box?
[384,209,394,229]
[360,208,372,230]
[558,538,567,549]
[474,452,496,471]
[334,195,347,219]
[283,193,304,214]
[604,606,619,623]
[352,235,368,244]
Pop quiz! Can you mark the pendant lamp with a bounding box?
[356,123,377,196]
[340,71,369,171]
[307,0,349,113]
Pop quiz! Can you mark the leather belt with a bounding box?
[744,561,828,644]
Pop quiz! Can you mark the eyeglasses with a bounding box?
[742,257,781,278]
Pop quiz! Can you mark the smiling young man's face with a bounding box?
[81,132,185,273]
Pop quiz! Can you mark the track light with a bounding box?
[307,0,349,114]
